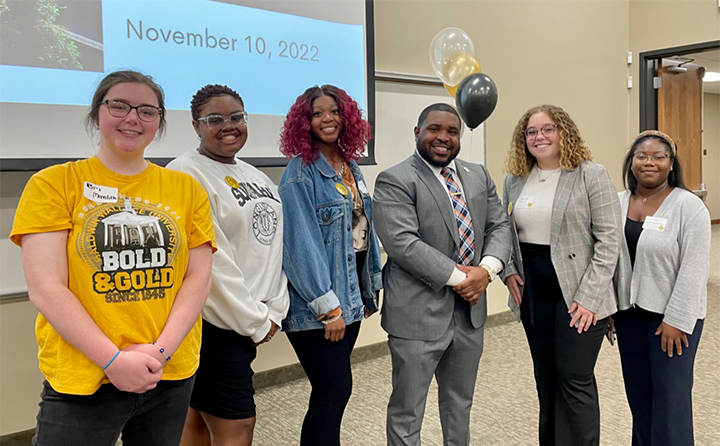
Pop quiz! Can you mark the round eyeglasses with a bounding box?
[524,124,557,140]
[100,100,162,122]
[196,111,248,129]
[633,152,670,163]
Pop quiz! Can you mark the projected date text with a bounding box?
[245,36,319,61]
[126,20,319,62]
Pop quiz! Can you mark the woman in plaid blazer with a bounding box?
[500,104,622,446]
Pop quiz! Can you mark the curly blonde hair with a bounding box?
[505,104,592,176]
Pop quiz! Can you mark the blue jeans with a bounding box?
[33,376,194,446]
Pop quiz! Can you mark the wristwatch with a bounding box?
[479,264,496,282]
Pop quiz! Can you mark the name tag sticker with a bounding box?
[357,180,369,195]
[643,216,668,231]
[83,181,118,203]
[516,196,534,209]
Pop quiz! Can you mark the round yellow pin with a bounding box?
[527,202,533,208]
[335,183,348,196]
[225,176,239,188]
[508,202,513,215]
[658,225,664,231]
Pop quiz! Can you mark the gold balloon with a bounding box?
[441,53,481,88]
[444,82,459,98]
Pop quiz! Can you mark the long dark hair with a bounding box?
[622,134,686,193]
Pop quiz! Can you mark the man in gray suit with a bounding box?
[373,103,511,446]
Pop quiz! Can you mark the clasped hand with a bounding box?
[105,346,164,394]
[453,265,490,306]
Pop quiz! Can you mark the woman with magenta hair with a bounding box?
[278,84,382,445]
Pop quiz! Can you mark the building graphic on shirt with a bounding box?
[101,199,165,252]
[76,198,182,303]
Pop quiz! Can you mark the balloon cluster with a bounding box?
[429,28,498,129]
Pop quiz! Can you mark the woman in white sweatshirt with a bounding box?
[168,84,289,446]
[613,130,710,446]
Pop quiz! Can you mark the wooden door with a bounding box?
[658,63,705,190]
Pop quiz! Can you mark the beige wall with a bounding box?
[629,0,720,137]
[704,93,720,219]
[375,0,631,314]
[0,301,45,434]
[375,0,631,188]
[2,0,720,436]
[626,0,720,214]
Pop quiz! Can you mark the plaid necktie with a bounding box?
[441,167,475,266]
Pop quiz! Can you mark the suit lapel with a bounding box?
[505,175,526,210]
[411,154,458,246]
[454,160,477,221]
[550,167,579,248]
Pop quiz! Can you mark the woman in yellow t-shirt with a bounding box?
[10,70,216,446]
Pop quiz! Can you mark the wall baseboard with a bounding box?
[0,429,33,446]
[254,309,517,390]
[0,310,517,442]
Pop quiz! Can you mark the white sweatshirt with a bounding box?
[168,150,289,342]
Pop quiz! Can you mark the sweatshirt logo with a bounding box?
[227,179,280,207]
[253,202,278,245]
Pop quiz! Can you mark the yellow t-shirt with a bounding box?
[10,157,216,395]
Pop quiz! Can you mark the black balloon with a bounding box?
[455,73,498,129]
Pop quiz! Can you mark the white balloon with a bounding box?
[429,28,476,82]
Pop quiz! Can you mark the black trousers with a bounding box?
[286,321,361,446]
[520,243,608,446]
[614,307,704,446]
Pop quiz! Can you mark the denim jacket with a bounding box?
[279,153,383,332]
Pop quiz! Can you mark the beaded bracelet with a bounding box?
[102,350,121,371]
[320,314,342,325]
[152,342,171,362]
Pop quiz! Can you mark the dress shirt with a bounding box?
[416,152,503,286]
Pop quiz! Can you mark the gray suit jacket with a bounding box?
[373,154,511,341]
[501,161,621,321]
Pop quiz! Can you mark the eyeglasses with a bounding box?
[196,111,248,129]
[524,124,557,140]
[633,152,670,163]
[100,100,162,122]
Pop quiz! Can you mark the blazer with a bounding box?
[373,154,511,341]
[501,161,621,321]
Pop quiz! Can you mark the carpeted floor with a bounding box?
[253,225,720,445]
